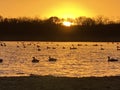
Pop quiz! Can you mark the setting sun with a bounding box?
[63,21,72,27]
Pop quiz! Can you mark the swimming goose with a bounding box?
[0,58,3,63]
[48,56,57,62]
[32,57,39,63]
[108,56,118,62]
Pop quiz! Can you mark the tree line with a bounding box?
[0,15,120,41]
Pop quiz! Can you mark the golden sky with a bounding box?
[0,0,120,19]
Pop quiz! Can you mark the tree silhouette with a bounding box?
[0,15,120,41]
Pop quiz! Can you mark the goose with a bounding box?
[52,47,56,49]
[32,57,39,63]
[117,48,120,50]
[70,44,77,49]
[47,46,50,49]
[48,56,57,62]
[108,56,118,62]
[100,47,104,50]
[62,47,65,49]
[117,46,120,50]
[37,48,41,51]
[0,58,3,63]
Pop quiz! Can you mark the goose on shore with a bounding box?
[48,56,57,62]
[0,58,3,63]
[32,57,39,63]
[108,56,118,62]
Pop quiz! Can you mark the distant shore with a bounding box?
[0,33,120,42]
[0,75,120,90]
[0,29,120,42]
[1,16,120,42]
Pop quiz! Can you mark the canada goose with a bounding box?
[32,57,39,63]
[100,48,104,50]
[117,46,120,50]
[47,46,50,49]
[70,44,77,49]
[38,48,41,51]
[0,58,3,63]
[108,56,118,62]
[48,56,57,62]
[62,47,65,49]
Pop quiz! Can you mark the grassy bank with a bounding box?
[0,75,120,90]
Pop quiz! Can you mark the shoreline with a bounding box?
[0,75,120,90]
[0,40,120,42]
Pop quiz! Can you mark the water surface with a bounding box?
[0,41,120,77]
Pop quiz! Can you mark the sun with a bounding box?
[63,21,72,27]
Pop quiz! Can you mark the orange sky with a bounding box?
[0,0,120,19]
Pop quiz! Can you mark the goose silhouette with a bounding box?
[48,56,57,62]
[70,44,77,49]
[0,58,3,63]
[32,57,39,63]
[108,56,118,62]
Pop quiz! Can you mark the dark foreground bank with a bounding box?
[0,75,120,90]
